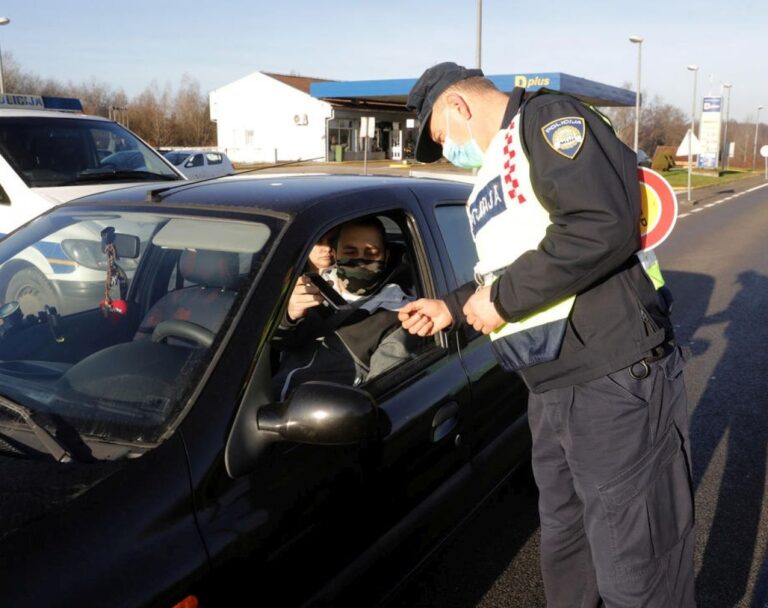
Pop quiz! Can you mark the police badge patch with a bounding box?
[541,117,586,159]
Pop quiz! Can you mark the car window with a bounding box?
[434,204,478,286]
[270,211,435,401]
[185,154,204,168]
[0,117,179,186]
[0,208,282,457]
[206,153,223,165]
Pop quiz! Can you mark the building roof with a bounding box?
[263,72,335,95]
[310,72,636,107]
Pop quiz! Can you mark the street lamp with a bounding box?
[476,0,482,69]
[721,83,732,171]
[629,35,643,152]
[752,105,764,171]
[0,17,10,96]
[687,65,699,203]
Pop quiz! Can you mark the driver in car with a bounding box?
[273,217,419,400]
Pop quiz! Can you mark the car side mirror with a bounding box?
[258,381,377,446]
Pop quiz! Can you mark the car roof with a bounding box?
[0,110,111,121]
[69,174,472,216]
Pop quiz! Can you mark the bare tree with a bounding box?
[172,75,214,146]
[129,83,174,147]
[637,96,689,157]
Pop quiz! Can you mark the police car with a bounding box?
[0,93,184,315]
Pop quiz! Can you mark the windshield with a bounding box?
[0,117,181,187]
[0,207,281,460]
[163,152,190,166]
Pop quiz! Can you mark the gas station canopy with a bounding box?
[310,72,635,108]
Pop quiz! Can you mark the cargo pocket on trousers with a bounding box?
[597,426,693,578]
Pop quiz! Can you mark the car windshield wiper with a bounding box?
[0,394,72,462]
[68,170,181,184]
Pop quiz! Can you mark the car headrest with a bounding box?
[179,249,239,289]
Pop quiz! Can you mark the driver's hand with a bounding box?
[286,274,324,321]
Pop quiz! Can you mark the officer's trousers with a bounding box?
[528,346,695,608]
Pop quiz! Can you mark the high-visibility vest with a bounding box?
[466,114,575,372]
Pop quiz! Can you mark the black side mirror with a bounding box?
[258,381,377,446]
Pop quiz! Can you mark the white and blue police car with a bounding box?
[0,93,185,315]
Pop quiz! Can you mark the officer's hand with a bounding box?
[287,274,324,321]
[463,287,505,335]
[398,298,453,337]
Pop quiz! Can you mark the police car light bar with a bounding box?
[0,93,83,112]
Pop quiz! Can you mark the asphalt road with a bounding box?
[384,177,768,608]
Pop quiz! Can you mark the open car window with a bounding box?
[270,211,436,401]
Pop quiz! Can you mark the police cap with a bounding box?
[407,62,484,162]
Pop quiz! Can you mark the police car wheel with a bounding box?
[6,268,59,317]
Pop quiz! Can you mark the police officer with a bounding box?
[399,62,695,607]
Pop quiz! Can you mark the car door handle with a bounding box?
[431,401,459,443]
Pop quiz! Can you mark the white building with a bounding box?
[210,71,420,165]
[210,72,334,164]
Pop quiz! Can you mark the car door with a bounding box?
[323,202,476,601]
[183,190,479,605]
[183,153,205,179]
[427,200,531,484]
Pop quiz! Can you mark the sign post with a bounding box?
[360,116,375,176]
[760,145,768,180]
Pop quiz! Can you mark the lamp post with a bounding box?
[687,65,699,203]
[0,17,10,95]
[629,35,643,152]
[476,0,482,69]
[721,83,732,171]
[752,105,764,171]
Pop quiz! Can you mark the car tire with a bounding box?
[6,268,60,316]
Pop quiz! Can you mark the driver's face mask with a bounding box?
[336,257,386,296]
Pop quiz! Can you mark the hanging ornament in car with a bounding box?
[100,227,128,318]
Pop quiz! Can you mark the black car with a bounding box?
[0,175,530,607]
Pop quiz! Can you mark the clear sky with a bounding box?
[2,0,766,121]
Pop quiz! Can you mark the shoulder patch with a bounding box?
[541,117,586,159]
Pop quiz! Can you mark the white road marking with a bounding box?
[679,180,768,218]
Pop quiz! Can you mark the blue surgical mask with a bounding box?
[443,113,484,169]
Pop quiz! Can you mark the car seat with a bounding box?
[382,241,416,296]
[133,249,240,345]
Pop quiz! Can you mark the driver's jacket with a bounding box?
[444,88,674,393]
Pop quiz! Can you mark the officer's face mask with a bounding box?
[442,110,484,169]
[336,257,386,296]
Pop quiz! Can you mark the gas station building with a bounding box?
[209,71,635,164]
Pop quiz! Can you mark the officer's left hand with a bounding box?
[463,287,505,335]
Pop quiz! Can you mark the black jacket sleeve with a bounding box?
[490,95,641,323]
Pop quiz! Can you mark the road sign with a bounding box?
[676,129,701,157]
[760,145,768,158]
[638,167,678,251]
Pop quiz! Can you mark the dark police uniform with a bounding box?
[408,66,695,608]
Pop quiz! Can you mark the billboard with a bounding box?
[697,96,722,169]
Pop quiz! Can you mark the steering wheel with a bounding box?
[151,320,214,348]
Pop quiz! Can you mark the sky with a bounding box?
[1,0,766,121]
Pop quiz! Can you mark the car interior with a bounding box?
[0,213,273,456]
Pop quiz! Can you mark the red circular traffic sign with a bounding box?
[638,167,677,251]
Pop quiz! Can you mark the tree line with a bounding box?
[4,56,763,167]
[4,54,215,148]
